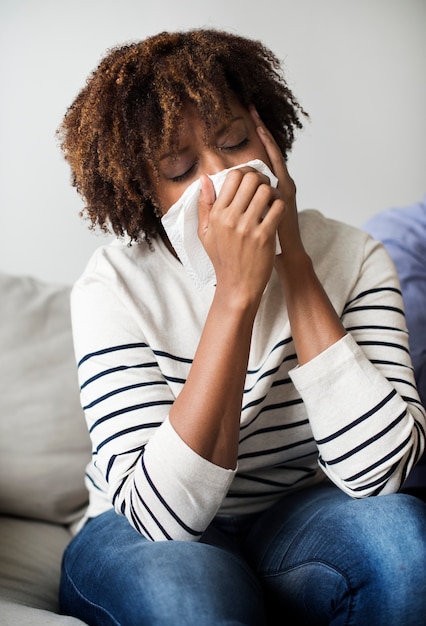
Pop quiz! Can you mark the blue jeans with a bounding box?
[60,483,426,625]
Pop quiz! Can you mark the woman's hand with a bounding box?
[249,107,306,264]
[197,164,285,307]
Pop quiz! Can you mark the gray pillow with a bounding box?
[0,515,87,623]
[0,273,91,524]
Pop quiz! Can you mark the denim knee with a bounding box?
[246,486,426,626]
[60,509,266,626]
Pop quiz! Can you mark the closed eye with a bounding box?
[170,138,249,182]
[220,137,249,152]
[170,163,197,183]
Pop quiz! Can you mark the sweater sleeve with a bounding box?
[71,261,235,542]
[290,234,426,497]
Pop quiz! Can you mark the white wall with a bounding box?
[1,0,425,284]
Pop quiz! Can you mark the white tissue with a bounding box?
[161,159,281,290]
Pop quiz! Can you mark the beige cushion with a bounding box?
[0,516,87,624]
[0,273,91,524]
[0,601,86,626]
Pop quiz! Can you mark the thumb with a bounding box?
[197,174,216,238]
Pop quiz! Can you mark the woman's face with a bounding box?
[150,100,271,215]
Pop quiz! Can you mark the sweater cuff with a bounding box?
[289,333,393,441]
[143,416,236,509]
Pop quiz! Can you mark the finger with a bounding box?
[244,184,281,224]
[261,194,286,229]
[249,107,297,193]
[255,123,296,204]
[216,167,272,211]
[197,174,216,237]
[250,108,287,179]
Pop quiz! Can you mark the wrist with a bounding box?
[213,282,261,322]
[275,249,314,286]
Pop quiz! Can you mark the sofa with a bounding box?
[0,268,425,625]
[0,272,90,625]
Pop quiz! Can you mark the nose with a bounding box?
[201,150,233,176]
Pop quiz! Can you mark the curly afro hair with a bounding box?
[57,28,308,244]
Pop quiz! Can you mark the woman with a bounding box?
[58,29,426,625]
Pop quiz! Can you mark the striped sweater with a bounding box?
[71,209,425,541]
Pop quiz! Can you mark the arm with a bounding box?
[72,274,236,541]
[252,110,425,494]
[252,109,347,364]
[168,167,285,470]
[289,235,425,495]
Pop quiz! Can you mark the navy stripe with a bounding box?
[108,450,141,484]
[316,389,397,445]
[345,436,410,482]
[412,422,424,464]
[243,355,296,395]
[272,377,293,388]
[90,401,171,431]
[344,304,405,316]
[129,492,157,541]
[84,471,103,492]
[241,398,305,430]
[163,374,186,385]
[95,421,163,449]
[111,474,127,502]
[369,359,412,369]
[325,409,406,465]
[245,365,283,390]
[356,340,410,354]
[106,454,117,483]
[80,362,157,391]
[400,455,411,488]
[400,395,425,410]
[238,436,315,460]
[78,342,148,367]
[152,349,193,364]
[132,482,172,540]
[345,287,402,308]
[387,377,418,391]
[140,455,203,538]
[349,461,400,493]
[345,324,407,334]
[239,418,309,444]
[83,380,168,410]
[246,338,295,375]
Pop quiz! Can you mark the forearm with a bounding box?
[275,251,346,365]
[169,286,259,469]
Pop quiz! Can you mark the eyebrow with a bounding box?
[159,115,245,162]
